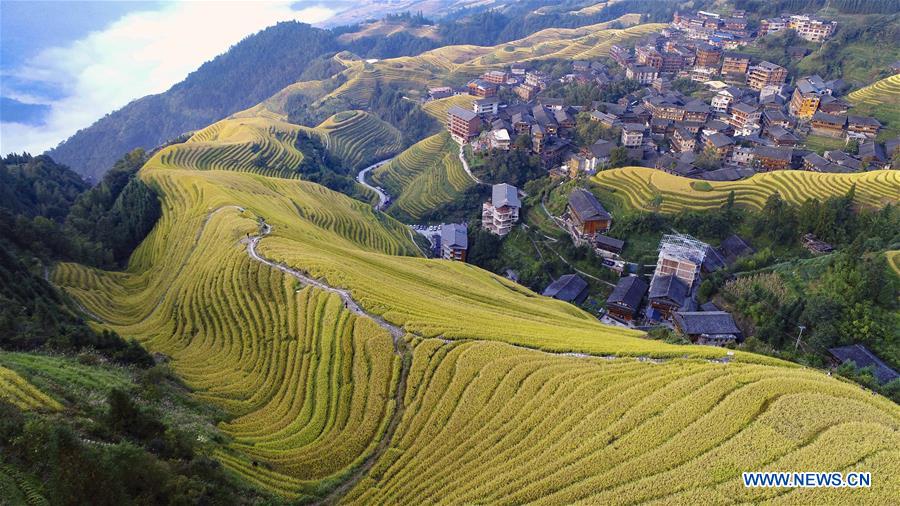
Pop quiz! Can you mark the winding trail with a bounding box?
[244,223,412,506]
[356,159,394,211]
[458,143,485,185]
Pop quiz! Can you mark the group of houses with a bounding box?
[439,7,894,189]
[602,233,754,346]
[429,8,897,350]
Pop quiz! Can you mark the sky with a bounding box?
[0,1,337,154]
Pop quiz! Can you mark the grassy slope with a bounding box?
[0,364,63,412]
[593,166,899,213]
[47,21,900,504]
[848,74,900,138]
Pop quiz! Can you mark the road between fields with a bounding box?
[356,159,394,211]
[245,223,411,505]
[458,143,485,185]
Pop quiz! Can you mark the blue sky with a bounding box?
[1,1,336,154]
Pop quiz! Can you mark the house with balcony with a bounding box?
[482,184,521,237]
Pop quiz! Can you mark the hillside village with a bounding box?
[2,1,899,503]
[412,8,899,377]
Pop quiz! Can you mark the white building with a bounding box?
[731,146,754,166]
[473,97,500,115]
[621,124,645,148]
[490,128,511,150]
[482,183,521,236]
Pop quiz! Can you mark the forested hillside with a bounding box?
[46,22,340,182]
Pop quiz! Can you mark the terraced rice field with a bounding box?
[0,352,132,405]
[848,74,900,135]
[594,166,900,213]
[287,19,658,120]
[0,364,62,411]
[159,117,308,178]
[372,132,474,220]
[342,339,900,505]
[47,22,900,501]
[313,111,404,170]
[52,165,418,500]
[422,94,475,121]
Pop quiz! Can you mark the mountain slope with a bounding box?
[51,122,900,502]
[47,22,340,181]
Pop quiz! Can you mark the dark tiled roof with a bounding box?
[448,106,477,121]
[606,276,648,310]
[707,132,734,148]
[753,146,792,161]
[811,111,846,125]
[441,223,468,249]
[700,301,720,312]
[720,234,753,262]
[673,311,741,336]
[649,274,688,304]
[700,166,756,181]
[829,344,900,384]
[543,274,589,303]
[568,188,610,221]
[594,234,625,251]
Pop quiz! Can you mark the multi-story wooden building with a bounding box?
[447,106,482,144]
[747,61,787,91]
[752,146,793,171]
[720,52,751,77]
[810,111,847,138]
[847,116,882,139]
[788,75,830,118]
[567,188,611,236]
[440,223,468,261]
[694,44,722,68]
[482,183,521,237]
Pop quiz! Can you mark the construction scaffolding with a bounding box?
[654,233,708,288]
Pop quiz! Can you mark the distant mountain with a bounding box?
[47,22,340,182]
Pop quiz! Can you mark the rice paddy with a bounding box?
[848,74,900,136]
[341,339,900,505]
[313,110,404,170]
[0,364,62,411]
[371,132,474,220]
[594,166,899,213]
[43,20,900,504]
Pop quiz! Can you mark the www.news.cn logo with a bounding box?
[743,472,871,488]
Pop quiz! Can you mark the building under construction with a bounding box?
[653,234,708,289]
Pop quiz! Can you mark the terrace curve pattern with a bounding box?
[594,166,900,213]
[50,21,900,505]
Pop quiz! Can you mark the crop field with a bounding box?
[0,352,132,407]
[0,364,62,411]
[342,339,900,505]
[594,166,900,213]
[848,74,900,136]
[257,18,660,121]
[372,132,474,220]
[422,94,475,121]
[47,29,900,500]
[159,117,308,178]
[312,110,404,170]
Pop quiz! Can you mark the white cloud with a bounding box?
[1,1,335,154]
